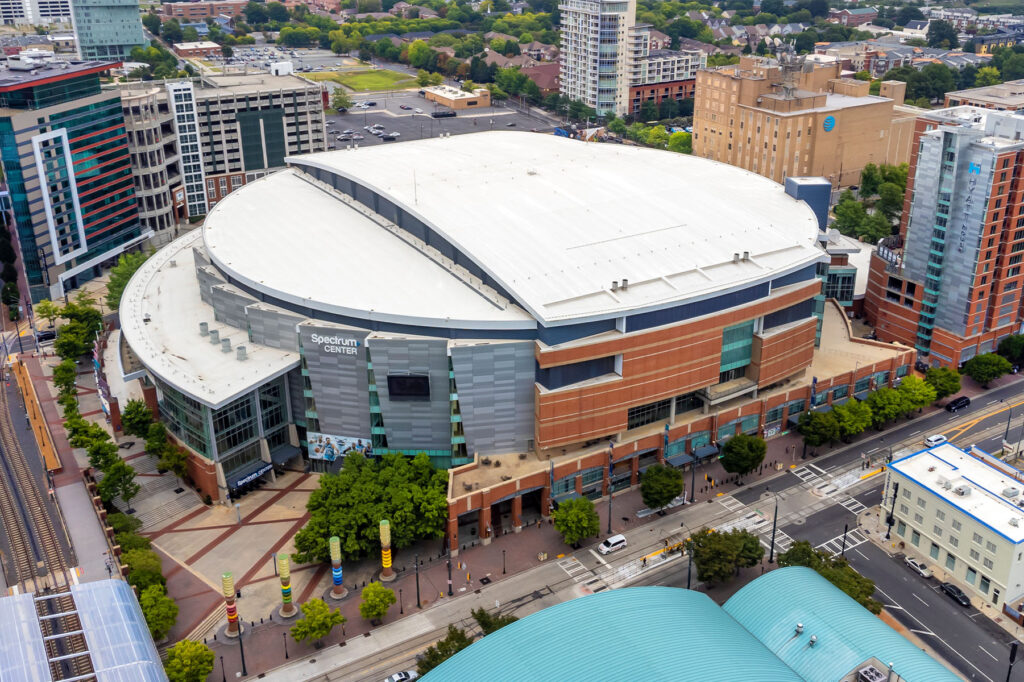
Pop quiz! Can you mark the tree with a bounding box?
[52,359,77,395]
[428,72,444,86]
[471,607,517,635]
[107,511,142,535]
[97,459,140,511]
[719,433,766,479]
[161,19,183,44]
[927,20,959,49]
[416,68,431,86]
[358,582,396,622]
[244,1,268,24]
[417,625,474,676]
[34,299,60,328]
[331,88,352,111]
[159,445,190,484]
[293,453,448,563]
[924,366,961,401]
[54,323,90,360]
[646,125,670,149]
[832,399,872,442]
[999,334,1024,364]
[876,182,904,221]
[859,163,880,196]
[164,640,215,682]
[1,280,19,307]
[140,584,178,640]
[87,440,120,472]
[291,598,346,647]
[608,118,627,135]
[858,212,892,243]
[121,399,154,438]
[895,5,924,25]
[896,375,937,414]
[686,528,763,585]
[266,1,290,22]
[552,496,600,547]
[963,353,1012,388]
[221,45,233,58]
[145,421,169,458]
[639,100,658,122]
[865,386,906,427]
[640,464,683,510]
[833,197,867,236]
[975,66,1002,87]
[116,531,151,551]
[667,131,692,154]
[798,410,840,448]
[123,547,165,591]
[141,12,161,34]
[778,540,881,613]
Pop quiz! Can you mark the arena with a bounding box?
[119,131,913,547]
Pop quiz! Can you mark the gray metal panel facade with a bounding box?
[285,367,305,423]
[300,322,371,439]
[210,284,256,331]
[246,304,302,351]
[369,337,451,451]
[451,341,535,456]
[195,264,224,306]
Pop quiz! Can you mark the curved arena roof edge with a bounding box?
[202,132,825,331]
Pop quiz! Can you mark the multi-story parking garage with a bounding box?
[119,132,914,549]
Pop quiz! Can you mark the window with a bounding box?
[935,509,945,521]
[946,553,956,571]
[966,567,977,585]
[980,575,991,594]
[911,530,921,546]
[930,542,940,559]
[933,525,943,537]
[902,488,911,499]
[917,497,926,508]
[983,557,994,569]
[973,532,983,544]
[952,519,962,531]
[914,513,924,524]
[899,504,909,514]
[897,520,906,536]
[970,548,980,560]
[986,540,997,553]
[950,536,959,547]
[627,398,672,429]
[552,475,576,496]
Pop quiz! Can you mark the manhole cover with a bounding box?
[480,577,492,585]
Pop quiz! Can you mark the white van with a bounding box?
[924,434,948,447]
[598,534,627,555]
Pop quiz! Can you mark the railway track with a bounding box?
[0,372,95,680]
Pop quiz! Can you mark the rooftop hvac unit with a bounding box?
[199,321,209,337]
[209,329,220,344]
[221,338,231,353]
[857,666,886,682]
[1004,487,1021,499]
[954,485,972,497]
[1011,518,1020,527]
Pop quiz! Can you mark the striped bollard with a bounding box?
[278,554,297,617]
[222,572,240,637]
[380,520,396,582]
[329,536,348,600]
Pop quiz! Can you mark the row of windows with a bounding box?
[896,520,996,596]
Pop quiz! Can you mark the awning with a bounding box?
[854,390,869,401]
[665,451,694,467]
[694,444,719,460]
[270,443,301,465]
[228,460,273,490]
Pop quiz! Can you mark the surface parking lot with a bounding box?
[325,91,554,146]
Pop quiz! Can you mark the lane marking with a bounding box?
[979,645,998,661]
[854,549,870,560]
[866,447,879,454]
[910,430,922,436]
[911,628,936,636]
[913,593,929,607]
[589,550,608,566]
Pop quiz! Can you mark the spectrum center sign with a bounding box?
[310,333,361,355]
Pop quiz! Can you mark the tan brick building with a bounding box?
[693,55,920,187]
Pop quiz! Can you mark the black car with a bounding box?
[431,110,457,118]
[365,101,377,106]
[945,395,971,412]
[941,582,971,606]
[35,330,56,343]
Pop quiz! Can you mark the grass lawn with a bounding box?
[304,69,416,92]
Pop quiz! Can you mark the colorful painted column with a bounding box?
[329,536,348,600]
[278,554,297,617]
[222,572,240,637]
[380,519,396,582]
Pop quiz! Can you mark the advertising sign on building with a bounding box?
[307,432,371,461]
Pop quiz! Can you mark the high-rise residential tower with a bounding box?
[866,107,1024,366]
[558,0,637,116]
[70,0,145,60]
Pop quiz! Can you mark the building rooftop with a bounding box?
[947,78,1024,109]
[421,84,488,100]
[120,230,300,409]
[115,72,320,98]
[260,132,823,327]
[424,569,958,681]
[0,59,115,91]
[174,41,221,50]
[890,443,1024,543]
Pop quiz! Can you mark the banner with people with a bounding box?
[307,432,371,461]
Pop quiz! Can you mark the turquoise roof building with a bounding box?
[424,567,960,682]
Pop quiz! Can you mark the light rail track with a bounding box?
[0,373,95,680]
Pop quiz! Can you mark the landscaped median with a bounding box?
[302,69,416,92]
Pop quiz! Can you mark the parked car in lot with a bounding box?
[904,556,932,579]
[924,434,947,447]
[342,129,355,134]
[941,582,971,606]
[399,104,412,110]
[946,396,971,412]
[381,135,396,141]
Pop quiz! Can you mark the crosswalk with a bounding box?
[761,529,794,553]
[718,495,746,513]
[817,528,868,556]
[716,511,770,535]
[791,464,827,485]
[836,494,868,515]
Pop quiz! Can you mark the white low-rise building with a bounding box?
[886,443,1024,611]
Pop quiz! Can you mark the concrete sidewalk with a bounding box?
[55,482,116,583]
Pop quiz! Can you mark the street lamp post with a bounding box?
[415,552,421,608]
[283,632,289,659]
[502,549,506,575]
[1006,401,1014,442]
[768,488,781,564]
[399,588,403,614]
[607,450,613,535]
[220,656,226,682]
[885,481,900,540]
[841,523,849,557]
[447,555,453,596]
[690,452,697,504]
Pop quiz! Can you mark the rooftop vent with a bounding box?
[236,345,247,361]
[621,278,628,290]
[857,665,886,682]
[809,635,817,647]
[199,322,209,337]
[795,623,803,634]
[742,251,749,261]
[954,485,972,497]
[168,259,176,267]
[209,329,220,344]
[221,338,231,353]
[1011,518,1020,527]
[143,313,151,324]
[1004,487,1020,499]
[612,280,619,291]
[733,252,740,263]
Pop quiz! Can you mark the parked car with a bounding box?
[598,534,627,555]
[387,131,401,137]
[431,110,457,118]
[924,434,948,447]
[383,672,419,682]
[399,104,412,110]
[342,129,355,134]
[414,107,423,113]
[941,582,971,606]
[381,135,397,141]
[35,330,56,343]
[946,396,971,412]
[365,101,377,106]
[904,556,932,579]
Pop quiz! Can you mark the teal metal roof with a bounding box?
[423,586,802,682]
[723,567,960,682]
